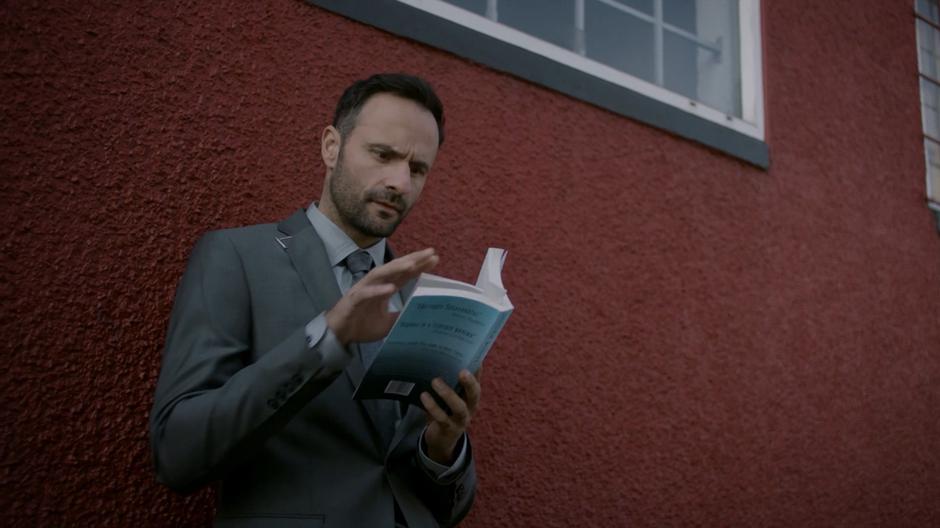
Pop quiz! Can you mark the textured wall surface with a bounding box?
[2,0,939,526]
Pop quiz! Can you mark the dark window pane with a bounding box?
[612,0,654,16]
[922,78,940,139]
[663,30,697,100]
[927,138,940,203]
[444,0,488,17]
[663,0,696,33]
[917,0,940,25]
[499,0,575,51]
[919,19,940,80]
[585,0,654,83]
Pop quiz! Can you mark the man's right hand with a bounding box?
[326,248,438,346]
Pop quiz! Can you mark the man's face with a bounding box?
[320,92,440,245]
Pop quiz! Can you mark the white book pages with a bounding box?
[475,248,509,304]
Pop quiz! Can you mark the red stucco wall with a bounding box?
[3,0,939,526]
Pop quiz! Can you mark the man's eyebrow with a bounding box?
[368,143,430,172]
[367,143,403,157]
[409,159,429,173]
[368,142,396,152]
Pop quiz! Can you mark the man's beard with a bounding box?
[328,151,409,240]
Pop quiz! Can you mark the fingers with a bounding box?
[459,370,481,413]
[398,247,438,267]
[420,374,482,463]
[347,282,397,303]
[355,284,400,326]
[326,282,398,345]
[366,248,438,286]
[420,391,451,423]
[338,282,397,320]
[422,376,476,424]
[436,377,471,422]
[326,250,437,346]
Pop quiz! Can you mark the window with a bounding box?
[307,0,768,167]
[434,0,760,130]
[915,0,940,228]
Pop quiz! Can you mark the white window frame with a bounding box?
[306,0,769,166]
[397,0,765,141]
[914,0,940,224]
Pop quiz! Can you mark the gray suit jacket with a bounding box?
[150,209,476,527]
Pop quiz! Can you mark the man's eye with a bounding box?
[375,150,392,161]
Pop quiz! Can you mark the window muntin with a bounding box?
[305,0,768,165]
[404,0,763,139]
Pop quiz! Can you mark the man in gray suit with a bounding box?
[150,74,480,527]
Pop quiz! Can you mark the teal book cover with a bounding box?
[354,248,512,410]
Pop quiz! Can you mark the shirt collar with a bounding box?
[306,201,387,268]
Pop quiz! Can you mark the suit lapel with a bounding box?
[277,209,342,315]
[276,209,384,449]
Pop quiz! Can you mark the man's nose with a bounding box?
[383,161,412,194]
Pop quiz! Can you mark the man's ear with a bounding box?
[321,125,341,170]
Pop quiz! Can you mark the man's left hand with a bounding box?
[420,369,481,465]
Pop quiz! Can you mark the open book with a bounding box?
[353,248,513,410]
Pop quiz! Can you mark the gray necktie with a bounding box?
[344,250,379,366]
[346,251,408,525]
[344,249,373,284]
[344,250,401,445]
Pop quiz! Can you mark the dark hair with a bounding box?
[332,73,445,146]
